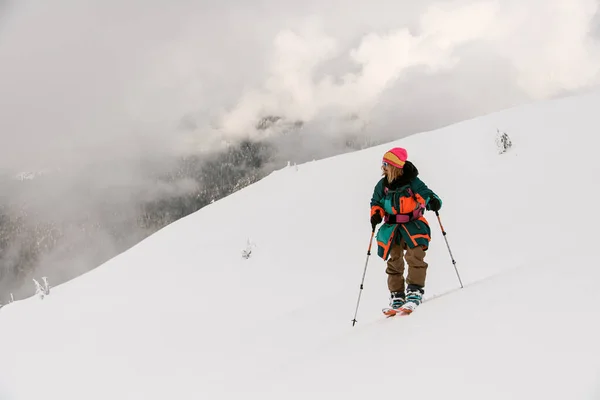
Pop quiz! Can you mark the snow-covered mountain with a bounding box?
[2,91,600,399]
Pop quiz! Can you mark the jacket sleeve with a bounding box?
[370,178,386,217]
[411,177,442,209]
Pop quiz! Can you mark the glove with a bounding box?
[370,212,383,230]
[427,196,442,212]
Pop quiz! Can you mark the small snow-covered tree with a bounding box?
[241,239,255,260]
[33,277,50,299]
[495,129,513,154]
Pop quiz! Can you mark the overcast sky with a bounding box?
[1,0,599,171]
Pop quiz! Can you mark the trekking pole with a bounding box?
[351,228,376,327]
[435,211,464,288]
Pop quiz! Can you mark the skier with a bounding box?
[370,147,442,315]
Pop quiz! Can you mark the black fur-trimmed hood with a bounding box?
[384,161,419,189]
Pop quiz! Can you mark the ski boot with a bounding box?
[382,291,405,317]
[400,287,424,314]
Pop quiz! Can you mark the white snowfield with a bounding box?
[2,91,600,399]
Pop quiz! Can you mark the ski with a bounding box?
[379,287,463,320]
[382,300,420,317]
[382,307,412,317]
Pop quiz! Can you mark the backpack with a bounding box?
[383,184,426,224]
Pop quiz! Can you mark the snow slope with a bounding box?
[2,91,600,399]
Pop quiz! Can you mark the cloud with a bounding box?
[3,0,598,170]
[215,0,600,143]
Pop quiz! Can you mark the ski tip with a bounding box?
[382,308,397,317]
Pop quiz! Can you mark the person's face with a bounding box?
[382,161,390,173]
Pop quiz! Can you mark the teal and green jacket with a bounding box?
[370,161,441,260]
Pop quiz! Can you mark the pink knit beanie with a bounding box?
[382,147,408,169]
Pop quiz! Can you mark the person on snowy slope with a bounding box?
[370,147,442,313]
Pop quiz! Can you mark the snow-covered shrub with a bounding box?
[241,239,255,260]
[495,129,513,154]
[33,277,50,299]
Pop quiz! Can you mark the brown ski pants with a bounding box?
[386,238,428,293]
